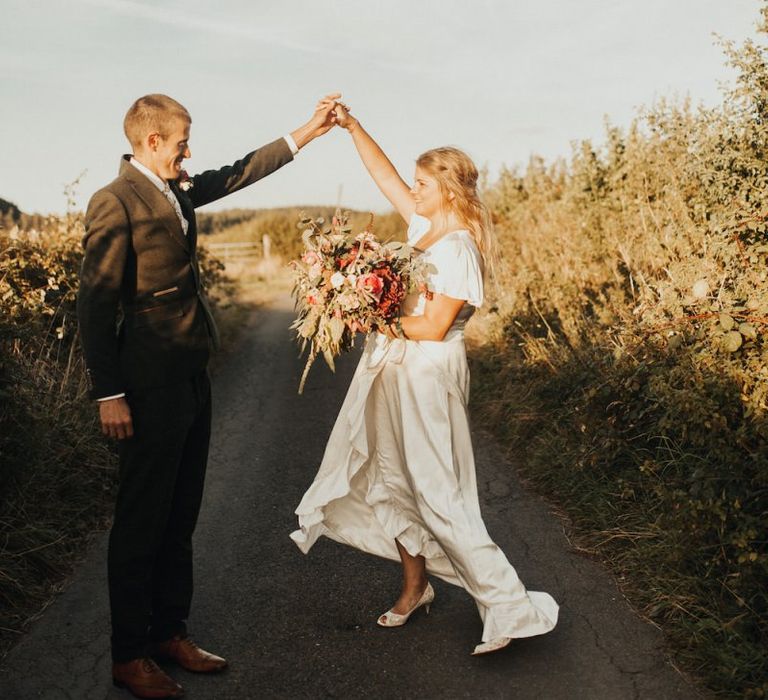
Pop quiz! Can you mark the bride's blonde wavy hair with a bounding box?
[416,146,496,274]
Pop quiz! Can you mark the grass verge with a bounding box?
[0,226,252,662]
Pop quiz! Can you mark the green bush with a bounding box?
[0,211,116,654]
[472,8,768,697]
[0,206,232,658]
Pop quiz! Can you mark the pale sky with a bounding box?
[0,0,761,215]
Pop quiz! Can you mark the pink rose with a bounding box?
[302,251,320,266]
[356,273,384,299]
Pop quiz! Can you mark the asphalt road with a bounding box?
[0,295,702,700]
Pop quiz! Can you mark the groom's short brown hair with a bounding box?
[124,94,191,149]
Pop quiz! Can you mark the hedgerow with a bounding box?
[471,8,768,697]
[0,201,229,658]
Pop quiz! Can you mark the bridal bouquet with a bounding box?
[290,209,426,393]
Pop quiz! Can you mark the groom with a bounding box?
[77,92,339,698]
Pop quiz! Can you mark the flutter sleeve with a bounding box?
[427,235,484,308]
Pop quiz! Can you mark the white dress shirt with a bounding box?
[130,157,189,234]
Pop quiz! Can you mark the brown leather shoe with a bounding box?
[152,634,228,673]
[112,657,184,698]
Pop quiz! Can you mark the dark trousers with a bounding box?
[109,371,211,662]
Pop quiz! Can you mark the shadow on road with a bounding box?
[0,298,700,700]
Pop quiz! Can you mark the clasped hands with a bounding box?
[291,93,355,148]
[308,94,357,135]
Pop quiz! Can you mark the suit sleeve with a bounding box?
[188,137,294,208]
[77,189,130,399]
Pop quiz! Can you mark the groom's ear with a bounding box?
[146,131,162,151]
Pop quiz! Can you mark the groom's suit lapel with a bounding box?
[167,180,218,346]
[120,157,191,253]
[169,181,198,249]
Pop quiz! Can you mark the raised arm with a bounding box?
[188,93,341,208]
[334,104,414,223]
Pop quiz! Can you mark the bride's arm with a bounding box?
[335,105,414,223]
[385,293,465,342]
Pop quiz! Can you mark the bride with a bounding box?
[290,103,558,655]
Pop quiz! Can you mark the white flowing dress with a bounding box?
[291,214,559,642]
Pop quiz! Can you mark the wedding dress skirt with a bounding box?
[290,331,559,642]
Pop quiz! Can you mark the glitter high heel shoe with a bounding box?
[377,582,435,627]
[471,637,512,655]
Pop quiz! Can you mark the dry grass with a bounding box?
[0,220,118,659]
[467,16,768,698]
[0,222,243,662]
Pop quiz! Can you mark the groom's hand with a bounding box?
[310,93,342,137]
[290,92,342,149]
[99,397,134,440]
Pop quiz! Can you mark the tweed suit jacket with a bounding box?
[77,138,293,399]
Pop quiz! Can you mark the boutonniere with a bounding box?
[178,170,194,192]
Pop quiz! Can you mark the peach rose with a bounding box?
[356,273,384,299]
[302,251,320,266]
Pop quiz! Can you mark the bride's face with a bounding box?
[410,167,444,218]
